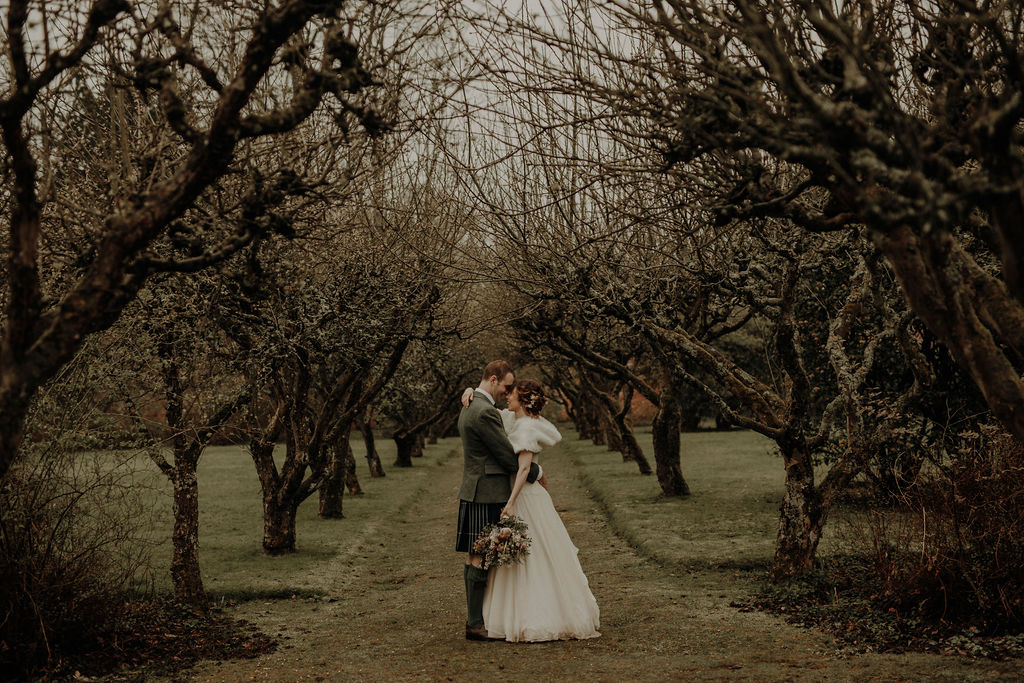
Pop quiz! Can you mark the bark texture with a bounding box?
[170,453,208,610]
[650,394,690,497]
[770,438,823,582]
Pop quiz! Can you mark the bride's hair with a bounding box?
[515,380,547,416]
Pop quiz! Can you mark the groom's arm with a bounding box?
[478,409,541,482]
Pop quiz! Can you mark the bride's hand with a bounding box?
[500,504,514,519]
[460,387,474,407]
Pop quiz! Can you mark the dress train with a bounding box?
[482,480,601,642]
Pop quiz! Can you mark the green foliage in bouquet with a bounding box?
[472,515,532,570]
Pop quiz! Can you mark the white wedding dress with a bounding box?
[482,411,601,642]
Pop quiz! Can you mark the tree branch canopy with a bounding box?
[0,0,392,482]
[524,0,1024,443]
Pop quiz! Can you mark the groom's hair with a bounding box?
[482,359,513,382]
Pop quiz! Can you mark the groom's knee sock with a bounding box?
[466,564,489,627]
[463,564,474,624]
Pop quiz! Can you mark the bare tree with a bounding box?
[89,266,255,611]
[222,227,437,550]
[0,0,394,481]
[516,0,1024,443]
[356,405,385,477]
[516,308,658,475]
[376,339,477,467]
[441,0,1024,581]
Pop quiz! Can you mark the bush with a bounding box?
[1,365,158,678]
[1,451,159,677]
[856,425,1024,632]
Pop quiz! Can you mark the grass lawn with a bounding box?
[562,426,1024,660]
[102,424,1022,677]
[135,426,793,598]
[137,437,458,601]
[565,426,784,572]
[133,425,870,597]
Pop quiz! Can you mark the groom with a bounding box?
[456,360,542,641]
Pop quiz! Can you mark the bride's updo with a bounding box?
[515,380,548,417]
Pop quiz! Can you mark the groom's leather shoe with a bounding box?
[465,624,501,641]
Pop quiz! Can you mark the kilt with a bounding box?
[455,500,504,553]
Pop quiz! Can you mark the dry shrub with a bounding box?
[0,361,159,678]
[856,426,1024,631]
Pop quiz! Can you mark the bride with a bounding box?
[463,379,601,642]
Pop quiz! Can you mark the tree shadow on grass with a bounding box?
[36,599,277,681]
[213,588,328,603]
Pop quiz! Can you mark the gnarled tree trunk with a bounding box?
[875,226,1024,444]
[358,415,385,477]
[598,383,653,475]
[771,437,824,581]
[574,395,604,445]
[393,431,418,467]
[603,406,624,452]
[651,394,690,496]
[0,390,34,485]
[148,344,249,613]
[344,439,362,494]
[170,446,208,611]
[616,416,652,475]
[680,406,700,432]
[588,400,607,446]
[249,429,301,555]
[319,431,350,518]
[263,497,299,555]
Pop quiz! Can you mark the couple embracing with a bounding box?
[456,360,601,642]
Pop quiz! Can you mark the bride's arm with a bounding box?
[501,451,534,518]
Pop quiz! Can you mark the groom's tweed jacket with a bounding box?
[457,391,539,503]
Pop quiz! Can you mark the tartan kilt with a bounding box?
[455,500,504,553]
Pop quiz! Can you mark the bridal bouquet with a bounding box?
[473,514,532,569]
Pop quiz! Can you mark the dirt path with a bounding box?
[185,448,1018,682]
